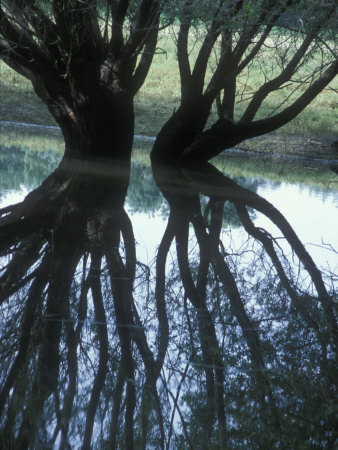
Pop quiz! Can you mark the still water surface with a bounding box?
[1,147,336,269]
[0,144,337,448]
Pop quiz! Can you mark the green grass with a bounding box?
[0,63,55,126]
[0,123,64,153]
[1,30,337,147]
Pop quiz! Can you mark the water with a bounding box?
[0,143,337,448]
[1,147,336,269]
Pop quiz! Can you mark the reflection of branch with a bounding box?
[17,221,82,447]
[0,235,43,304]
[186,163,338,346]
[235,203,329,357]
[105,232,137,449]
[120,208,137,289]
[108,362,126,448]
[105,212,167,447]
[58,257,89,448]
[175,203,227,443]
[155,213,174,370]
[52,253,89,448]
[83,250,108,449]
[163,373,193,450]
[192,211,280,430]
[0,253,50,415]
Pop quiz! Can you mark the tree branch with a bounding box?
[247,59,338,135]
[131,24,159,95]
[82,250,109,450]
[177,22,192,99]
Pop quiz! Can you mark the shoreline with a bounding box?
[1,119,337,162]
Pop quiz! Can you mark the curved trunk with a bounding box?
[150,97,212,164]
[150,97,272,165]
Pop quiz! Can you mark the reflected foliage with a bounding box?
[127,162,165,217]
[0,155,337,448]
[0,146,61,201]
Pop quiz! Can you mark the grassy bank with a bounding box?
[1,31,337,157]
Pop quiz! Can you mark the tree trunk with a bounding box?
[32,79,135,160]
[150,99,259,165]
[150,97,212,164]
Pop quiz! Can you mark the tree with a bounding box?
[0,0,163,159]
[151,0,338,162]
[1,1,337,163]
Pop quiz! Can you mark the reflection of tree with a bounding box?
[127,162,259,227]
[152,162,337,448]
[0,157,337,448]
[0,156,145,448]
[0,154,173,448]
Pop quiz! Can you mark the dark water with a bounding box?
[0,145,337,449]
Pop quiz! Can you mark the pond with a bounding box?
[0,129,337,449]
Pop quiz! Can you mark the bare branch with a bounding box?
[177,22,192,99]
